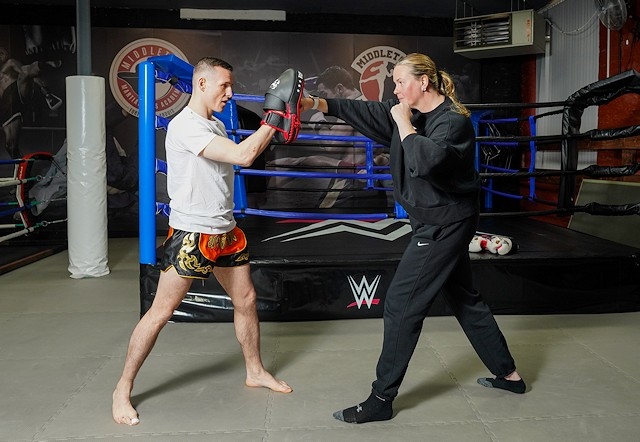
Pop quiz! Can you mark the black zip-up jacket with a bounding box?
[326,97,480,225]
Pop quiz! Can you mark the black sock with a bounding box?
[477,377,526,394]
[333,393,393,424]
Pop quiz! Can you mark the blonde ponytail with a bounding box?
[439,71,470,117]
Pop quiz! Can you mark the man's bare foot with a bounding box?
[245,369,292,393]
[112,383,140,425]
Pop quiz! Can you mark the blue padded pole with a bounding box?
[528,114,537,200]
[394,202,407,219]
[365,141,374,189]
[470,111,484,172]
[138,61,157,265]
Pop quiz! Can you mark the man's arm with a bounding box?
[200,124,275,167]
[1,59,24,79]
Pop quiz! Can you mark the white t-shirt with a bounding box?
[165,106,236,234]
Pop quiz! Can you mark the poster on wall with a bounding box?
[0,25,77,238]
[0,25,76,160]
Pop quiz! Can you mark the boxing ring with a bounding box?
[138,56,640,322]
[0,153,67,274]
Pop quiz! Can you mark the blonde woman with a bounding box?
[302,53,525,424]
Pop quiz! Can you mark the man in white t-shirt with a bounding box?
[112,57,292,426]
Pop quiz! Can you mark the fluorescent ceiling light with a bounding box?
[180,8,286,21]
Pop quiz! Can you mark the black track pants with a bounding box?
[371,215,516,401]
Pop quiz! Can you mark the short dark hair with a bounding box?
[317,66,355,90]
[194,57,233,74]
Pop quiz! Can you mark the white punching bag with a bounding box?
[66,75,110,278]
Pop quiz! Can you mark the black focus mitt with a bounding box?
[261,68,304,144]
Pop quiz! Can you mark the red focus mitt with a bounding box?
[261,68,304,144]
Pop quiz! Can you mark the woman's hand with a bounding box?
[391,102,416,140]
[390,102,411,123]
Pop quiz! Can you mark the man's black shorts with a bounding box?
[160,227,250,279]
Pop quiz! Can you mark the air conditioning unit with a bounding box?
[453,9,546,59]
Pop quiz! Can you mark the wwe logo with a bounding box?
[347,275,381,309]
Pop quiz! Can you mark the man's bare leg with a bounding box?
[213,265,292,393]
[112,267,192,425]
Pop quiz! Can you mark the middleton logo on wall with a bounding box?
[109,38,190,118]
[351,46,406,101]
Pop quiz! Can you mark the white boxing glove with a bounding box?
[488,236,512,255]
[468,235,483,253]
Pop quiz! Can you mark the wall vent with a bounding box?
[453,9,546,59]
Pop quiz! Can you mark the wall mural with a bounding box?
[0,25,480,234]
